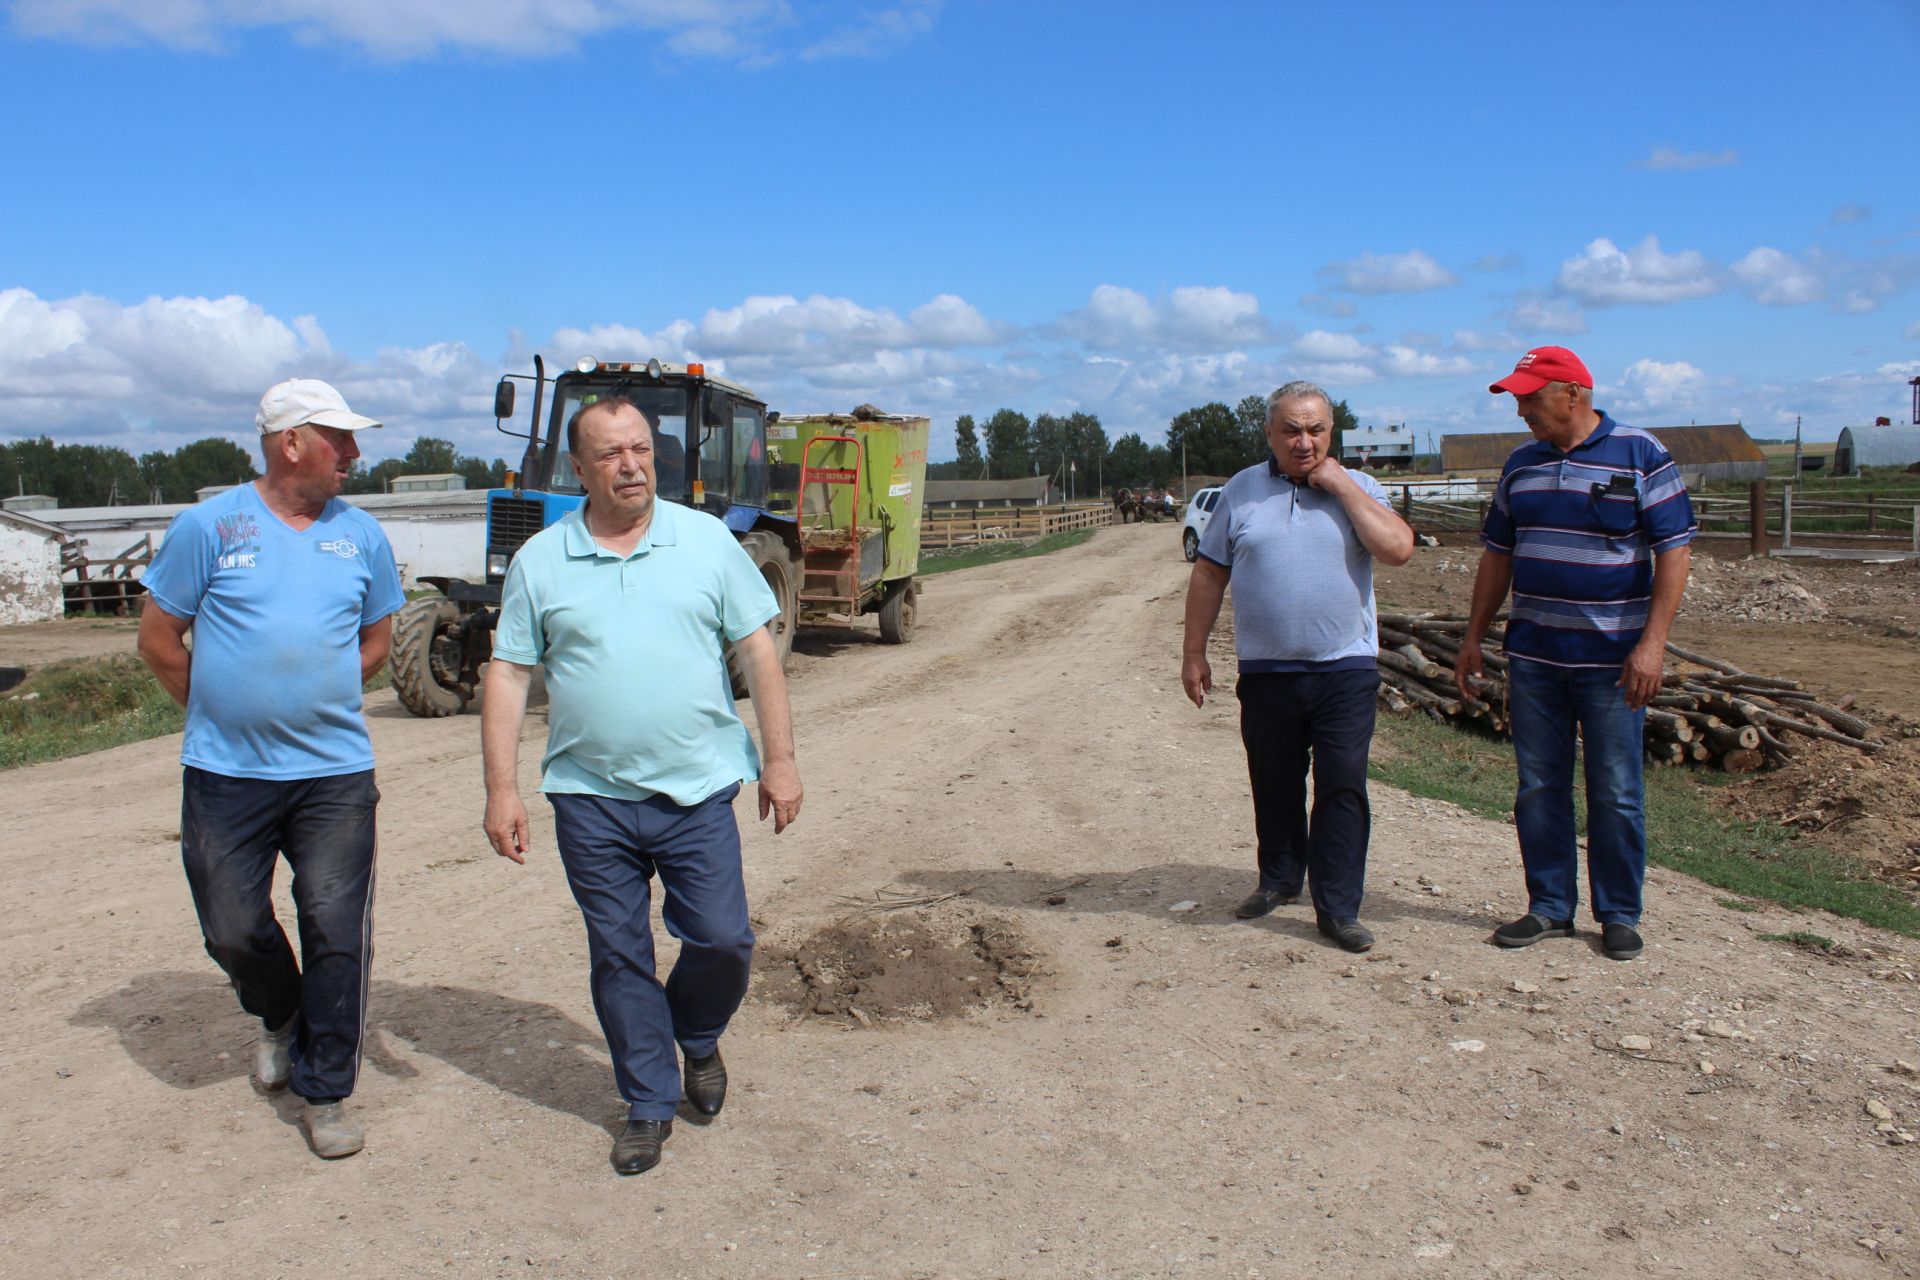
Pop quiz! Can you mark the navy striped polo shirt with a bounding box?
[1481,413,1695,669]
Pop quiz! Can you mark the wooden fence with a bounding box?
[921,503,1115,548]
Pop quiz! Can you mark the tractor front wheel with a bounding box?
[392,597,471,717]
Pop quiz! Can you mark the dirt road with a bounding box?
[4,523,1917,1278]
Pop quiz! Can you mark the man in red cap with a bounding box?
[1453,348,1694,961]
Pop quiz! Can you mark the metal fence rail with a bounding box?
[921,503,1115,548]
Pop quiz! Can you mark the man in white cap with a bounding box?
[138,378,405,1158]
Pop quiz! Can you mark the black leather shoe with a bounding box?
[682,1049,727,1118]
[1601,922,1644,961]
[611,1118,672,1175]
[1233,889,1300,920]
[1316,914,1374,953]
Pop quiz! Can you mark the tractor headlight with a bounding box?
[487,552,510,577]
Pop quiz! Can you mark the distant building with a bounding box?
[0,508,68,624]
[1340,424,1417,469]
[1833,424,1920,476]
[2,494,56,513]
[195,484,239,502]
[924,477,1059,509]
[391,473,467,493]
[1441,423,1766,486]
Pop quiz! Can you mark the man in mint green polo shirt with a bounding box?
[481,395,802,1176]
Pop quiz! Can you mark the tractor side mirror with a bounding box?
[493,380,515,420]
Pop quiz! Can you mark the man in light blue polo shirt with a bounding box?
[138,378,404,1161]
[1182,381,1414,953]
[481,394,801,1176]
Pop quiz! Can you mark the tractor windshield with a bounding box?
[548,383,692,502]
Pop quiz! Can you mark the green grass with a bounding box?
[2,654,394,770]
[1370,712,1920,938]
[919,529,1097,575]
[0,654,185,769]
[1715,897,1760,912]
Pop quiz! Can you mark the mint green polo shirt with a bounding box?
[491,500,780,806]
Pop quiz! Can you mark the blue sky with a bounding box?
[3,0,1917,467]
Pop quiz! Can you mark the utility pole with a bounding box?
[1181,441,1188,499]
[1792,415,1802,480]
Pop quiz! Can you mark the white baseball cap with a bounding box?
[256,378,384,435]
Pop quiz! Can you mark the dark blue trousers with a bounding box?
[1236,668,1380,920]
[179,767,379,1103]
[548,786,753,1122]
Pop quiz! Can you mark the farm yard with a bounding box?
[3,521,1918,1279]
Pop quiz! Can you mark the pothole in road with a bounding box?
[755,907,1044,1026]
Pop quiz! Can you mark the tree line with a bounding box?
[933,394,1358,494]
[0,434,507,508]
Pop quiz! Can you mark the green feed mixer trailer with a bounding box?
[390,355,926,719]
[769,408,930,644]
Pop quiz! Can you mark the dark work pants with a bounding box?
[180,766,379,1103]
[548,785,754,1123]
[1237,668,1380,920]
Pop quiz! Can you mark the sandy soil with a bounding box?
[4,523,1919,1279]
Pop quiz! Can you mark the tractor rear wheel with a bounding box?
[727,531,801,698]
[392,597,470,717]
[877,577,916,644]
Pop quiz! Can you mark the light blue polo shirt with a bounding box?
[491,500,781,806]
[142,483,405,780]
[1197,457,1392,672]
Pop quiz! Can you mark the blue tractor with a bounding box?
[390,354,803,717]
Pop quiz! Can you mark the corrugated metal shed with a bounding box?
[1834,424,1920,474]
[1442,423,1765,481]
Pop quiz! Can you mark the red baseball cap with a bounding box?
[1489,346,1593,396]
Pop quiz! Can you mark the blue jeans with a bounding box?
[1506,658,1646,926]
[548,786,753,1122]
[180,767,379,1102]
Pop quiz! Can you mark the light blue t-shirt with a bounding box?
[142,483,405,780]
[1197,458,1393,672]
[491,501,781,806]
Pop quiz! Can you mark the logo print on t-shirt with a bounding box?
[214,512,261,570]
[318,539,360,559]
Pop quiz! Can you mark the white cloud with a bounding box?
[1605,358,1713,415]
[1061,284,1270,351]
[1293,330,1374,361]
[1318,250,1457,295]
[1381,346,1475,378]
[1831,203,1871,225]
[1452,328,1523,353]
[1555,236,1718,306]
[1730,247,1824,306]
[1507,292,1589,334]
[1634,146,1739,171]
[8,0,933,64]
[1298,293,1358,318]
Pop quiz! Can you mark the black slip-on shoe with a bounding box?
[682,1049,727,1118]
[611,1118,672,1175]
[1234,889,1300,920]
[1601,922,1644,961]
[1316,914,1374,953]
[1492,913,1575,948]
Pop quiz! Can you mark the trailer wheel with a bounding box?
[728,531,801,698]
[392,597,470,717]
[877,577,916,645]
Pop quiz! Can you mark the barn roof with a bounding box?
[925,477,1054,503]
[1441,423,1764,472]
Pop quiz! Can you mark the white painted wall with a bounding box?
[376,514,486,586]
[0,521,64,625]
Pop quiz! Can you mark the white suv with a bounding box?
[1181,486,1222,561]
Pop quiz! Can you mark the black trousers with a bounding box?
[1237,668,1379,919]
[179,767,378,1102]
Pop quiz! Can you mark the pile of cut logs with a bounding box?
[1376,611,1880,772]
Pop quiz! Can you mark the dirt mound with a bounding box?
[1723,727,1920,884]
[1683,555,1830,622]
[755,906,1044,1025]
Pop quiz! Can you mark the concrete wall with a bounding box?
[0,521,64,625]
